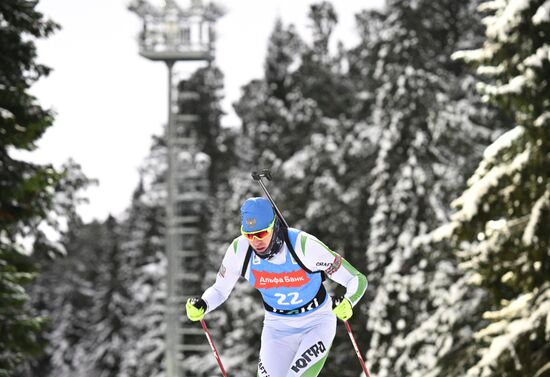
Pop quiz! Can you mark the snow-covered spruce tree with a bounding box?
[179,66,231,188]
[351,1,507,376]
[83,216,133,377]
[118,137,167,377]
[293,2,356,119]
[30,137,168,377]
[20,64,230,376]
[25,220,111,377]
[281,1,361,232]
[433,0,550,376]
[235,17,316,168]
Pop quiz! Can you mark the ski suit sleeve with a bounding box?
[296,232,367,307]
[201,238,245,314]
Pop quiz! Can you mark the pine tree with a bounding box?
[20,63,232,376]
[119,137,167,377]
[235,16,316,168]
[0,2,89,375]
[436,0,550,376]
[343,1,509,376]
[180,66,233,189]
[80,216,131,377]
[294,2,355,119]
[25,136,169,377]
[26,220,104,377]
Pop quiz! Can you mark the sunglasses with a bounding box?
[241,219,275,241]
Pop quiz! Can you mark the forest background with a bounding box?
[1,0,549,377]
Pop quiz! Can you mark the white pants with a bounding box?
[257,300,337,377]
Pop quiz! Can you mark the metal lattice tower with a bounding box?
[129,1,220,376]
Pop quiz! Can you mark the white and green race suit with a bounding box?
[201,228,367,377]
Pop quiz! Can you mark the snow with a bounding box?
[452,147,531,221]
[20,0,548,375]
[451,46,497,63]
[524,44,550,68]
[534,111,550,127]
[484,291,533,321]
[467,287,550,377]
[485,0,531,41]
[478,0,507,12]
[485,218,507,233]
[448,125,524,221]
[476,64,505,75]
[532,0,550,24]
[483,126,524,161]
[0,106,15,120]
[478,75,526,96]
[522,189,550,245]
[281,148,309,180]
[501,270,515,283]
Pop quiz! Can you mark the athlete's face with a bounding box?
[248,232,273,254]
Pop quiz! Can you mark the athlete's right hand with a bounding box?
[186,297,207,321]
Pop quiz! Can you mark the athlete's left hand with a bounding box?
[332,296,353,321]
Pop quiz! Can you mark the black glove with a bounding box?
[332,295,344,309]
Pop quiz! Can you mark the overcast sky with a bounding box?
[23,0,383,223]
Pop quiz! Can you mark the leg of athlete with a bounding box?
[286,313,336,377]
[257,323,301,377]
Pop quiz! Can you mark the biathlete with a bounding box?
[186,197,368,377]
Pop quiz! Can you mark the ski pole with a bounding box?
[251,169,289,228]
[344,320,372,377]
[200,319,229,377]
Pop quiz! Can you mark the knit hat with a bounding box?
[240,197,275,232]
